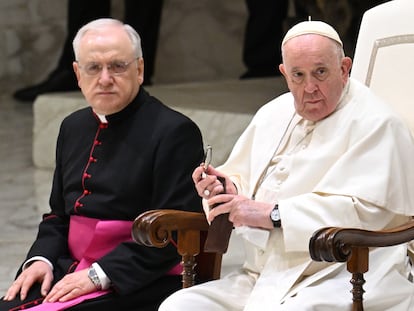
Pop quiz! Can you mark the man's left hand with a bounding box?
[43,269,97,303]
[207,194,274,229]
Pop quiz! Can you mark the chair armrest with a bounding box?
[132,209,209,248]
[309,219,414,263]
[132,209,221,287]
[309,219,414,311]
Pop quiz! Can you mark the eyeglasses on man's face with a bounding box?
[77,58,138,76]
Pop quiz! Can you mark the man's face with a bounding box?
[279,35,352,121]
[73,25,144,115]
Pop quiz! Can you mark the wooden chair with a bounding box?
[132,1,414,310]
[132,209,414,310]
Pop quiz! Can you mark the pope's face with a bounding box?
[73,25,144,115]
[279,35,352,121]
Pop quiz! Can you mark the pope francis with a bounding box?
[160,21,414,311]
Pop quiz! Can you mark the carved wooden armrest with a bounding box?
[132,209,209,247]
[309,219,414,311]
[132,209,221,288]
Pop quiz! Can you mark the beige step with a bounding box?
[33,77,287,170]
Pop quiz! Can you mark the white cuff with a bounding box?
[92,262,111,290]
[23,256,54,271]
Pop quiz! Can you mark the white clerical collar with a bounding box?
[96,113,108,123]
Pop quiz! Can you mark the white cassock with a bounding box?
[160,78,414,311]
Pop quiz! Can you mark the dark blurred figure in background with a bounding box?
[241,0,289,79]
[293,0,390,57]
[15,0,388,102]
[13,0,163,102]
[241,0,390,80]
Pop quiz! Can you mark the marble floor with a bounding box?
[0,94,39,294]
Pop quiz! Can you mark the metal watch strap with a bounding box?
[88,266,102,290]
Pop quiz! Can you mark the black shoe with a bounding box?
[13,69,79,102]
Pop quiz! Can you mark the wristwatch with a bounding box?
[270,204,281,228]
[88,266,102,290]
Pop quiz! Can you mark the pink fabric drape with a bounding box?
[28,215,182,310]
[28,216,133,310]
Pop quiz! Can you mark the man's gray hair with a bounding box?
[72,18,143,61]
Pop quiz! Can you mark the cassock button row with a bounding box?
[75,201,83,208]
[89,157,97,163]
[83,190,91,195]
[83,173,91,179]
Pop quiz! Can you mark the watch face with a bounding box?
[271,207,280,221]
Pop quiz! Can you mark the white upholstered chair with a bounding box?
[350,0,414,133]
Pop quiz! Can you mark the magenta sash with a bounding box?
[28,215,181,310]
[27,215,133,310]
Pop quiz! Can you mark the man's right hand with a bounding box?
[3,260,53,301]
[192,165,236,199]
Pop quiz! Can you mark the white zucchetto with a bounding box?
[282,21,343,47]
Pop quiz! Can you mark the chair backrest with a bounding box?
[350,0,414,134]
